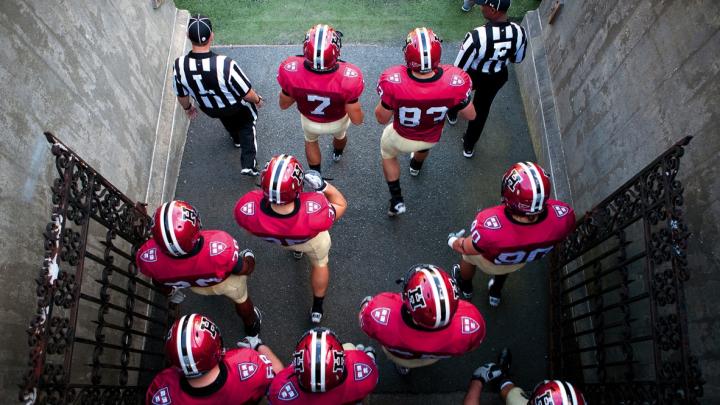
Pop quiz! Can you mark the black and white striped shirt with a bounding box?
[173,51,255,115]
[454,21,527,74]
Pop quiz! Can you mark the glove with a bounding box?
[472,362,504,390]
[237,335,263,350]
[304,170,328,192]
[360,295,372,310]
[168,288,186,304]
[447,229,466,248]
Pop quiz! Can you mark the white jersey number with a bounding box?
[398,106,448,127]
[307,94,331,115]
[494,246,555,265]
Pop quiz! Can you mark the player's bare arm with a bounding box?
[278,89,295,110]
[345,100,364,125]
[256,344,284,374]
[323,183,348,219]
[458,101,477,121]
[374,102,393,124]
[451,236,482,255]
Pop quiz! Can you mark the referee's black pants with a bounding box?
[216,104,258,170]
[464,68,508,151]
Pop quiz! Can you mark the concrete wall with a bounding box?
[0,0,189,399]
[516,0,720,401]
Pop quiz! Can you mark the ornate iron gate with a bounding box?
[20,132,177,404]
[549,136,704,403]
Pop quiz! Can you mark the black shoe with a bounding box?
[497,347,512,375]
[388,198,406,217]
[452,264,474,300]
[447,113,458,125]
[292,251,304,260]
[332,149,343,162]
[240,167,260,177]
[394,363,411,376]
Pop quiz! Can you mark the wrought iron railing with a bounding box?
[20,132,176,404]
[549,136,704,403]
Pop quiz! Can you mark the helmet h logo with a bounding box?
[483,215,502,230]
[461,316,481,334]
[199,317,218,338]
[238,362,258,380]
[407,286,427,310]
[181,207,198,225]
[140,248,158,262]
[354,363,372,381]
[553,205,570,218]
[332,350,345,373]
[240,201,255,216]
[209,241,227,256]
[151,387,172,405]
[292,350,305,373]
[450,74,465,86]
[532,390,553,405]
[278,382,299,401]
[505,169,522,192]
[285,61,298,71]
[371,307,390,325]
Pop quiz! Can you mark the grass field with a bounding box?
[173,0,541,45]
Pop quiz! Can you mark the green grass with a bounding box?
[174,0,541,45]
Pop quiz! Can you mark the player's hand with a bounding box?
[472,362,504,390]
[168,288,186,304]
[447,229,466,248]
[360,295,372,311]
[237,335,263,350]
[304,170,328,192]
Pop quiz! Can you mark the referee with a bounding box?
[449,0,527,158]
[173,15,265,176]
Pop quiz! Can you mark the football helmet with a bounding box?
[293,327,346,393]
[404,27,442,73]
[402,264,459,329]
[165,314,224,378]
[151,200,202,257]
[529,380,586,405]
[501,161,551,216]
[260,154,305,204]
[303,24,342,72]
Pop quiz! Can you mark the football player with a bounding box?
[266,327,378,404]
[447,162,575,307]
[136,201,262,337]
[375,27,476,216]
[277,24,365,172]
[359,264,486,375]
[146,313,283,405]
[464,348,586,405]
[234,154,347,324]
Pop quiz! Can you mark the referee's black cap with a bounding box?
[483,0,511,12]
[188,14,212,44]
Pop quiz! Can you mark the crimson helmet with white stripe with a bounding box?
[260,155,305,205]
[151,200,202,257]
[501,161,552,216]
[303,24,342,72]
[529,380,586,405]
[404,27,442,73]
[165,314,224,379]
[402,264,459,329]
[293,327,346,393]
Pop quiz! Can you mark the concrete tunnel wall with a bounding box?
[0,0,188,399]
[516,0,720,400]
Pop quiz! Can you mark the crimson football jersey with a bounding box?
[234,190,336,246]
[277,56,364,123]
[136,230,239,289]
[377,65,472,142]
[146,348,275,405]
[267,350,378,405]
[359,292,485,359]
[468,200,575,265]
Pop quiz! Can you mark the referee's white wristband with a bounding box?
[448,237,459,248]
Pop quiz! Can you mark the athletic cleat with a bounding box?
[461,4,472,12]
[447,114,458,125]
[488,278,501,307]
[234,143,242,148]
[292,251,304,260]
[394,363,411,376]
[332,151,343,162]
[409,167,420,176]
[387,200,407,217]
[452,264,474,300]
[310,311,323,324]
[240,167,260,177]
[463,148,475,159]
